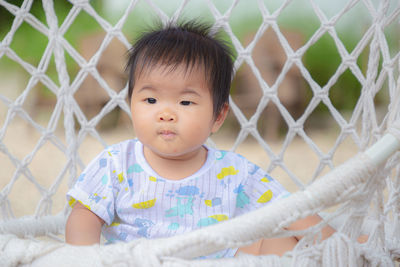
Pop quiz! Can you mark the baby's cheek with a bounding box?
[132,111,152,128]
[189,124,212,141]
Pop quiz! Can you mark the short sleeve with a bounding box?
[66,148,119,225]
[234,161,290,217]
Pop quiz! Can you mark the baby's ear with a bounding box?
[211,103,229,134]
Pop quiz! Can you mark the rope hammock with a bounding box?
[1,0,400,266]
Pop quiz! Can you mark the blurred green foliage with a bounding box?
[285,18,367,113]
[0,0,104,98]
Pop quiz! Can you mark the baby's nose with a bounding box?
[158,109,177,122]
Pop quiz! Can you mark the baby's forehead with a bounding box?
[136,62,210,86]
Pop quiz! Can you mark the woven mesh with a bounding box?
[0,0,399,248]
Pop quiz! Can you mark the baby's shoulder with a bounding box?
[211,148,262,175]
[211,148,250,167]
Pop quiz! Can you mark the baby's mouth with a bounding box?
[158,130,177,140]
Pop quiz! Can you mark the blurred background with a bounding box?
[0,0,399,218]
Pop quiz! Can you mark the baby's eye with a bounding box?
[180,101,192,106]
[146,98,157,104]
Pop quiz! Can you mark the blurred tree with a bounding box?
[0,0,106,112]
[0,0,104,69]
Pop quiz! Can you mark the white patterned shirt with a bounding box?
[67,139,289,258]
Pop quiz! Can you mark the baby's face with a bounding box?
[130,64,223,160]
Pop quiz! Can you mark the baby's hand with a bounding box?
[357,234,368,244]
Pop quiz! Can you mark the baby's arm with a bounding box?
[287,214,335,241]
[237,215,335,257]
[65,202,105,245]
[238,215,366,257]
[288,214,368,243]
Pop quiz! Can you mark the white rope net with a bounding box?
[0,0,400,266]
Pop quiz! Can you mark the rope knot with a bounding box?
[343,56,356,67]
[82,63,96,73]
[263,88,277,99]
[212,16,228,32]
[42,130,54,141]
[113,92,127,105]
[107,27,121,37]
[0,43,7,52]
[32,69,46,80]
[240,49,252,61]
[289,51,302,63]
[82,123,95,134]
[290,122,303,133]
[342,124,355,135]
[322,21,335,30]
[69,0,90,8]
[243,121,256,132]
[382,60,393,71]
[270,157,283,167]
[15,8,28,19]
[218,15,229,24]
[40,192,54,207]
[10,102,22,113]
[314,89,328,100]
[320,155,332,165]
[263,15,276,24]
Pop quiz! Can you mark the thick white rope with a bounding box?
[0,212,65,238]
[0,0,400,266]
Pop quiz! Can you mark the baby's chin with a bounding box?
[146,144,207,161]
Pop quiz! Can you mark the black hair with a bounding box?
[126,20,234,118]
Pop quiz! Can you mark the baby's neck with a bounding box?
[143,146,208,180]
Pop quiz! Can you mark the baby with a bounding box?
[65,20,334,258]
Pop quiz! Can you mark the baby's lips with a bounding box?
[157,129,177,140]
[157,129,176,135]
